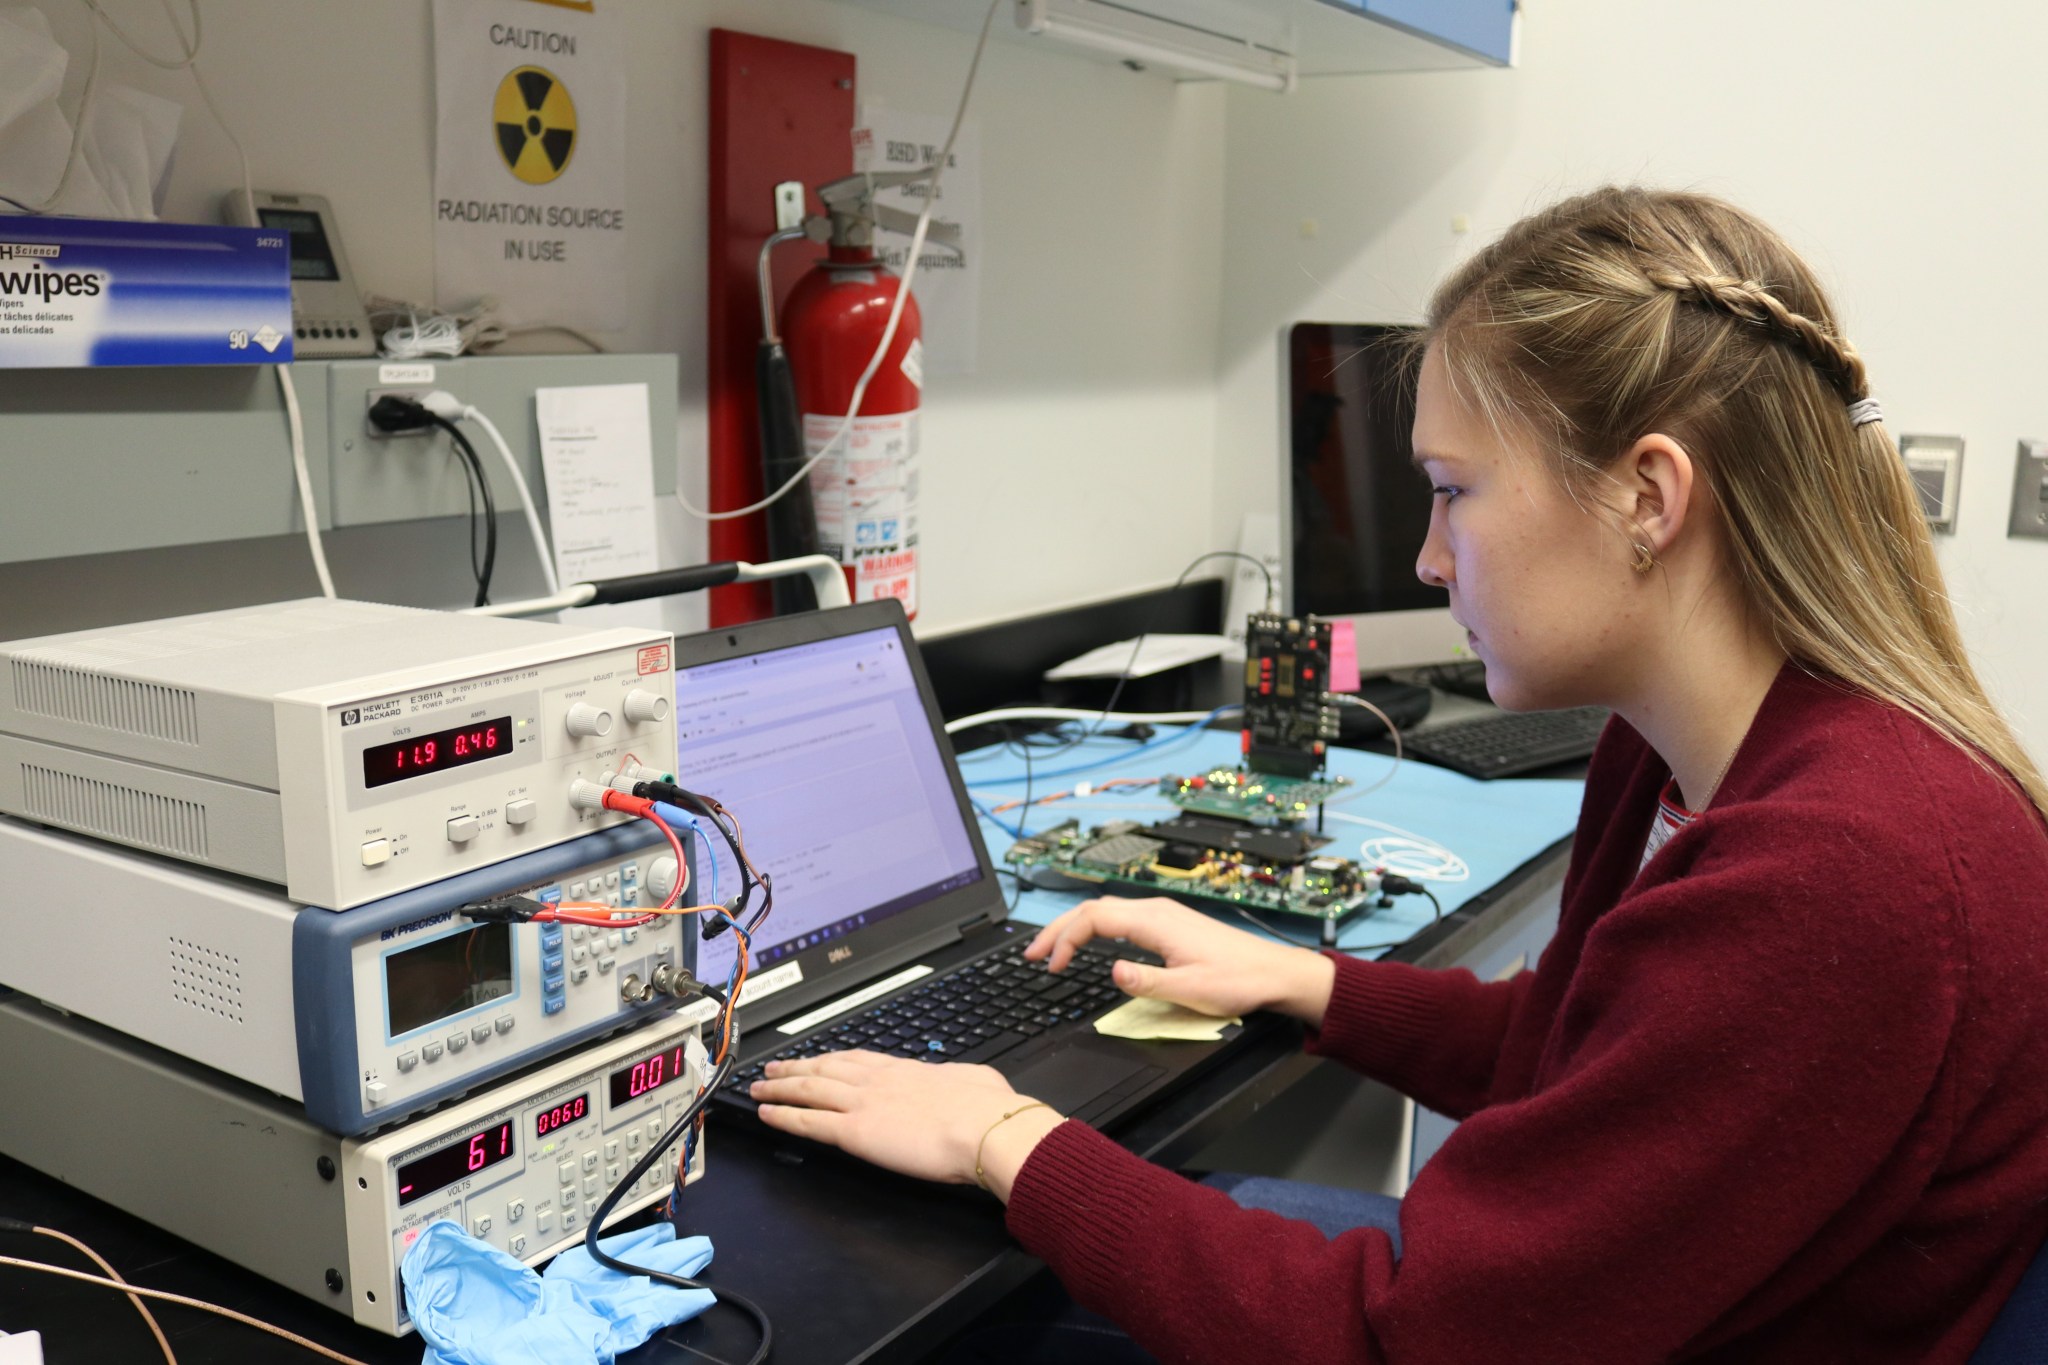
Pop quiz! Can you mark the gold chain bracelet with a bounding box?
[974,1101,1054,1191]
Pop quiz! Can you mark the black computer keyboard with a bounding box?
[719,940,1136,1110]
[1402,705,1611,779]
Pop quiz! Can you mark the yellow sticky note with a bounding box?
[1093,996,1241,1042]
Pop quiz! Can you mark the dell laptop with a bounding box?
[673,599,1274,1127]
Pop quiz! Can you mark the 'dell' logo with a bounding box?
[493,66,577,185]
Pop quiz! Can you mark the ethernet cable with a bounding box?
[0,1215,368,1365]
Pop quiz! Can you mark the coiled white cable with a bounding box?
[1324,811,1470,882]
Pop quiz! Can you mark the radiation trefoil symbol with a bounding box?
[493,65,577,185]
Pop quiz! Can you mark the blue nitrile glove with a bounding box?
[542,1221,716,1354]
[401,1219,716,1365]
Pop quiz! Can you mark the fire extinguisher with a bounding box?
[777,172,962,618]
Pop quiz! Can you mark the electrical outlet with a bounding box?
[2009,440,2048,540]
[321,354,676,528]
[1900,435,1964,534]
[362,388,432,439]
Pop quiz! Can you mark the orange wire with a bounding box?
[988,775,1158,816]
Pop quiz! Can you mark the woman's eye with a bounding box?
[1431,486,1463,502]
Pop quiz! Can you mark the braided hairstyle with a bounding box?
[1640,267,1870,404]
[1426,185,2048,822]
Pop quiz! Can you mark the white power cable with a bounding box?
[7,6,334,596]
[421,391,562,595]
[15,10,102,211]
[277,366,334,596]
[1330,692,1401,796]
[14,0,200,211]
[678,0,1001,523]
[146,0,338,598]
[944,706,1237,736]
[80,0,200,67]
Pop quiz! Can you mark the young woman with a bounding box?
[749,187,2048,1363]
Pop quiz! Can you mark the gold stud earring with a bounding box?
[1630,543,1656,574]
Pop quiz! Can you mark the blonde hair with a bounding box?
[1427,185,2048,822]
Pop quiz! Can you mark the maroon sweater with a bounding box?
[1006,666,2048,1362]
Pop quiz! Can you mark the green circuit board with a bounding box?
[1004,818,1377,934]
[1158,768,1353,826]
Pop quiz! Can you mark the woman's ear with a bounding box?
[1618,433,1696,558]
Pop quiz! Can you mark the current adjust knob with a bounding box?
[623,689,670,724]
[565,702,614,738]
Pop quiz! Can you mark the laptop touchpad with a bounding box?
[998,1041,1160,1116]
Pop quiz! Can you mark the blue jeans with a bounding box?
[937,1175,1402,1365]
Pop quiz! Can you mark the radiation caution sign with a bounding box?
[432,0,625,330]
[493,66,577,185]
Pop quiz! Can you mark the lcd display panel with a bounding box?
[608,1040,694,1108]
[386,924,514,1037]
[536,1093,590,1139]
[395,1120,516,1207]
[362,717,514,789]
[257,206,342,282]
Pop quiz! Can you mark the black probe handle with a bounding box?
[581,563,743,605]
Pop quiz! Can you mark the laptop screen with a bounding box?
[675,616,989,1000]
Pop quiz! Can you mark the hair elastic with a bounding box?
[1847,397,1884,428]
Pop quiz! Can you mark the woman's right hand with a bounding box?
[1024,897,1337,1028]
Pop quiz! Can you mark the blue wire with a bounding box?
[971,799,1027,840]
[962,707,1237,790]
[651,801,721,907]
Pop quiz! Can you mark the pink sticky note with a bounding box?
[1329,620,1362,694]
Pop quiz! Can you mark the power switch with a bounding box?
[360,838,392,867]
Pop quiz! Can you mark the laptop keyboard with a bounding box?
[720,940,1136,1108]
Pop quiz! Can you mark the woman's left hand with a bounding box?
[751,1051,1064,1197]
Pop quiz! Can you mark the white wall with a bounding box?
[1210,0,2048,760]
[12,0,1226,635]
[18,0,2042,740]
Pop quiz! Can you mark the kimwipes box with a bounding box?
[0,216,291,368]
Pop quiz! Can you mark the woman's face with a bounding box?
[1411,343,1644,712]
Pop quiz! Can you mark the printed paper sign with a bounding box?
[534,382,661,586]
[432,0,627,329]
[854,108,980,376]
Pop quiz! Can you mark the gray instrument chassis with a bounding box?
[0,598,676,908]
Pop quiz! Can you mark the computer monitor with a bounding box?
[1281,321,1470,674]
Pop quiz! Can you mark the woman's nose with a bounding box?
[1416,505,1453,589]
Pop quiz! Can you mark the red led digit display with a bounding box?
[608,1042,692,1107]
[394,1118,516,1208]
[362,716,513,789]
[535,1093,589,1139]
